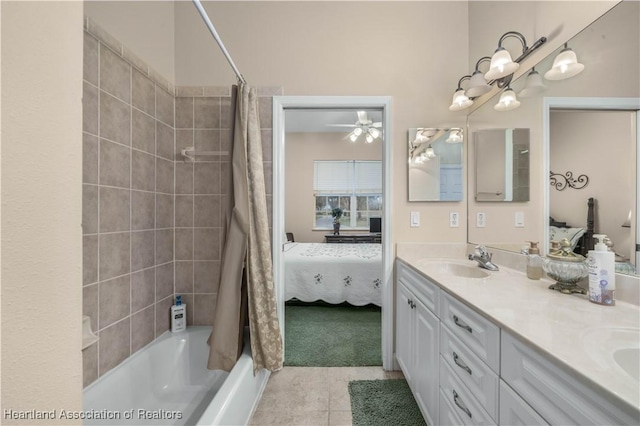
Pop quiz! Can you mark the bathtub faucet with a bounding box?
[468,245,499,271]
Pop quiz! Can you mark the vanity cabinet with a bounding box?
[396,261,440,426]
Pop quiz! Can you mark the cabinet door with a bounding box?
[499,380,548,426]
[396,282,414,383]
[414,298,440,426]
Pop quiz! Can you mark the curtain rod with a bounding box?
[192,0,246,85]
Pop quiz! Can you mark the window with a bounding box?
[313,160,382,229]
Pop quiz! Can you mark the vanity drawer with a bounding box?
[499,380,548,426]
[440,291,500,373]
[501,332,638,426]
[439,388,466,426]
[439,356,497,425]
[397,260,439,316]
[440,324,499,420]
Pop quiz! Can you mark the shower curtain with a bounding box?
[207,84,283,373]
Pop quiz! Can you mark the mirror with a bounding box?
[474,128,529,202]
[467,1,639,271]
[408,128,463,201]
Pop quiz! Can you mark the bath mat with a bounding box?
[284,304,381,366]
[348,379,426,426]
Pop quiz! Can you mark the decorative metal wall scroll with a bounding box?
[549,170,589,191]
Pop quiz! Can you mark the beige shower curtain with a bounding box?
[207,84,283,373]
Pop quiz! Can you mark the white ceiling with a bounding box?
[284,109,383,133]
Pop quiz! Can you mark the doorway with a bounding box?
[272,96,394,370]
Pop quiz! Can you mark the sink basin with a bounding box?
[614,348,640,381]
[417,260,490,279]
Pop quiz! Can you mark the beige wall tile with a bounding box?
[131,306,155,354]
[203,86,230,97]
[82,343,99,388]
[83,82,99,135]
[155,296,173,336]
[180,294,194,326]
[258,97,272,129]
[175,261,194,294]
[131,190,155,231]
[131,267,155,312]
[194,162,221,195]
[175,97,194,129]
[194,129,219,153]
[261,129,273,162]
[156,121,174,160]
[221,129,233,153]
[194,195,220,227]
[194,228,220,261]
[155,229,173,264]
[99,275,131,329]
[175,195,194,227]
[99,187,130,233]
[194,261,220,294]
[220,97,233,129]
[83,235,99,285]
[83,184,99,235]
[194,97,220,129]
[175,163,194,194]
[100,45,131,103]
[193,294,216,326]
[175,228,194,260]
[131,230,155,272]
[83,133,99,184]
[155,262,174,301]
[156,86,174,126]
[100,91,131,145]
[131,150,156,191]
[263,162,273,195]
[156,193,173,229]
[176,86,203,97]
[156,157,174,194]
[99,232,130,280]
[132,109,155,154]
[132,69,155,116]
[98,318,130,376]
[83,284,99,333]
[99,139,130,188]
[175,129,194,160]
[83,32,99,86]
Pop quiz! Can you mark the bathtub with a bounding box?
[83,326,269,425]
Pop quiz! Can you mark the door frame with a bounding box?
[272,96,394,370]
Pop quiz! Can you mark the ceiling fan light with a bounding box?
[449,89,473,111]
[485,48,519,80]
[465,71,492,98]
[353,127,363,136]
[544,46,584,80]
[365,133,374,143]
[349,132,359,142]
[518,69,546,98]
[369,127,380,139]
[494,87,521,111]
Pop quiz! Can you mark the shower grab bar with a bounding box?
[181,146,229,162]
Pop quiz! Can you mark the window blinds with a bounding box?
[313,160,382,194]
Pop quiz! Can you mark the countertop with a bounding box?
[396,243,640,416]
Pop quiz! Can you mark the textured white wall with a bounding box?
[1,1,83,422]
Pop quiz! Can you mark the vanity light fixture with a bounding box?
[494,86,521,111]
[518,67,546,98]
[544,43,585,81]
[465,57,493,98]
[485,31,547,83]
[446,129,463,143]
[449,75,474,111]
[425,144,436,158]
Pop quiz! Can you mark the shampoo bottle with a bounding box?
[171,295,186,332]
[588,235,616,306]
[526,241,543,280]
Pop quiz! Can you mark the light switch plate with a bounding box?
[477,212,486,228]
[410,211,420,227]
[450,212,460,228]
[515,211,525,227]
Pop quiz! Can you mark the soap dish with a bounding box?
[82,315,99,350]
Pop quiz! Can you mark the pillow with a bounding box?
[549,226,586,251]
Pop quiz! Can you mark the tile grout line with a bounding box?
[129,60,133,359]
[96,37,102,378]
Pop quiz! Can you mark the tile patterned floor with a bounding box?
[249,366,404,426]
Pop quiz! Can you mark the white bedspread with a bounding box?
[283,243,382,306]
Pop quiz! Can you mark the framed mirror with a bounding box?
[408,128,463,202]
[474,128,529,202]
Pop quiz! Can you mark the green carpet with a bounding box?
[284,304,381,366]
[349,379,427,426]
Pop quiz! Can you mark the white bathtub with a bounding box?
[83,326,269,425]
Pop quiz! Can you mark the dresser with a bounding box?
[324,233,381,243]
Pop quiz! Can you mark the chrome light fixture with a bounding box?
[449,75,474,111]
[485,31,547,85]
[466,57,492,98]
[425,144,436,158]
[494,86,521,111]
[544,43,584,81]
[518,67,546,98]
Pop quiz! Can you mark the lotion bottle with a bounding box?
[171,295,186,332]
[526,241,543,280]
[588,235,616,306]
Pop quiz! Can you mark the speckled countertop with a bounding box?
[396,243,640,416]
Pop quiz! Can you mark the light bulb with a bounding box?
[365,133,373,143]
[353,127,363,136]
[494,88,521,111]
[349,133,358,142]
[369,127,380,139]
[449,89,473,111]
[425,145,436,158]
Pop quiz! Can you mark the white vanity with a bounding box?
[395,244,640,426]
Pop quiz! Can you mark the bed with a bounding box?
[283,242,382,307]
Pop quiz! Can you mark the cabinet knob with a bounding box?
[453,390,472,419]
[453,352,473,376]
[453,314,473,333]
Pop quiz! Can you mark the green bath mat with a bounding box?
[349,379,427,426]
[284,304,381,367]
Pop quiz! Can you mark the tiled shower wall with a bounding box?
[82,20,277,387]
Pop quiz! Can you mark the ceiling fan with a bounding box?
[328,111,382,143]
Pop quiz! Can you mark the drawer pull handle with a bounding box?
[453,390,472,419]
[453,352,472,375]
[453,315,472,333]
[407,298,412,306]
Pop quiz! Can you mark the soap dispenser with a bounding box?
[526,241,543,280]
[588,235,616,306]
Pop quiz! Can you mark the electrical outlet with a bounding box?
[515,211,525,227]
[450,212,460,228]
[410,211,420,227]
[477,212,486,228]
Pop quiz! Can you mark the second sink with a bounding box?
[416,260,490,279]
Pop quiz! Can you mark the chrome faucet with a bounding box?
[468,245,499,271]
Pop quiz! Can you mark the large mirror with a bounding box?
[408,128,463,201]
[474,128,529,202]
[467,1,639,275]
